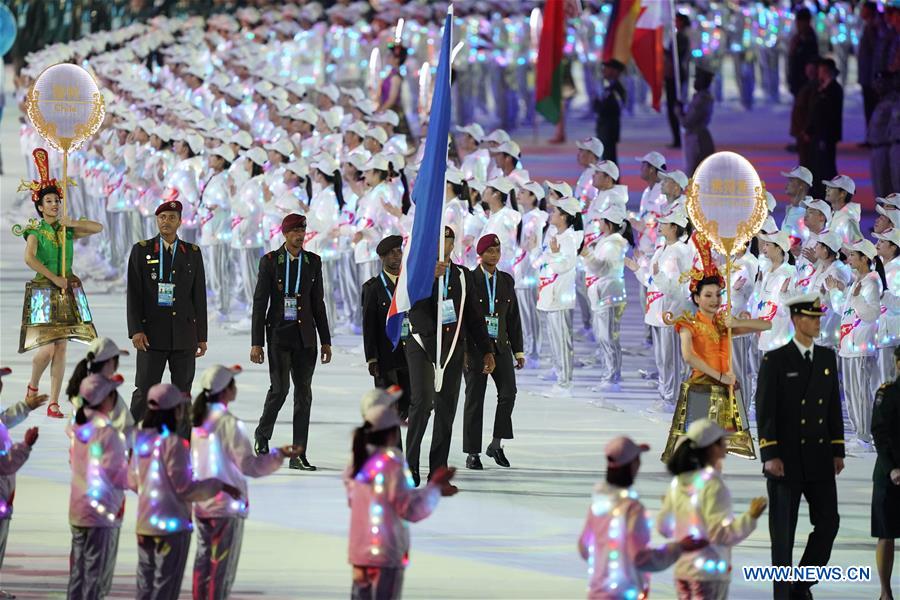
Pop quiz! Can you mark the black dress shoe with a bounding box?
[466,454,484,470]
[289,455,317,471]
[789,584,813,599]
[254,437,269,456]
[486,446,510,467]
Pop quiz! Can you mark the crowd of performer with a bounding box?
[1,2,900,599]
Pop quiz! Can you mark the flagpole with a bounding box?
[669,0,682,104]
[434,4,454,394]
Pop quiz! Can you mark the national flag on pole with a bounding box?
[602,0,641,65]
[386,8,453,348]
[631,1,668,111]
[535,0,566,124]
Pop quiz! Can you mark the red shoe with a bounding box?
[46,402,64,419]
[25,384,38,401]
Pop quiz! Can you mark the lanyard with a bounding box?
[380,272,395,300]
[442,266,451,299]
[483,267,497,314]
[159,239,178,283]
[285,252,302,297]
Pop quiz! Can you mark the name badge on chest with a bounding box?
[401,316,411,339]
[284,296,298,321]
[157,283,175,307]
[485,315,499,339]
[441,298,457,325]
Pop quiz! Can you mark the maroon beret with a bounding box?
[155,200,183,215]
[281,213,307,233]
[476,233,500,255]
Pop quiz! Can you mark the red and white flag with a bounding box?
[631,1,671,112]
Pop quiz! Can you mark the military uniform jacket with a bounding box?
[251,246,331,350]
[756,342,845,482]
[407,263,493,365]
[872,379,900,483]
[467,266,524,357]
[361,272,407,372]
[127,236,207,351]
[594,80,625,144]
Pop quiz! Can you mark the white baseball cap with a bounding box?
[285,160,309,178]
[456,123,485,142]
[684,418,733,449]
[80,374,125,408]
[844,238,877,260]
[635,151,666,170]
[371,110,400,127]
[211,145,236,163]
[550,196,581,216]
[318,83,340,102]
[781,166,813,187]
[363,154,390,172]
[876,193,900,209]
[605,436,649,468]
[199,364,242,395]
[243,147,268,167]
[346,121,369,139]
[184,132,205,155]
[822,175,856,195]
[354,99,377,116]
[876,205,900,229]
[817,230,843,253]
[592,160,619,181]
[359,385,403,417]
[759,230,792,253]
[765,192,776,213]
[598,203,628,226]
[445,166,464,185]
[365,127,388,144]
[519,181,545,201]
[487,176,515,196]
[546,180,573,197]
[659,169,688,190]
[230,130,253,149]
[802,198,833,223]
[874,228,900,247]
[312,155,340,175]
[87,337,129,364]
[575,137,604,159]
[657,208,689,228]
[492,140,521,159]
[485,129,510,144]
[147,383,189,410]
[761,215,778,234]
[364,404,402,432]
[296,108,320,126]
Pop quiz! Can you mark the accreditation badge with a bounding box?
[401,316,410,339]
[284,296,298,321]
[485,315,499,339]
[157,283,175,307]
[441,298,457,325]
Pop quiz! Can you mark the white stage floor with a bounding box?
[0,93,885,598]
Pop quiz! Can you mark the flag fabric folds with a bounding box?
[535,0,566,124]
[602,0,641,65]
[385,9,453,348]
[632,1,668,112]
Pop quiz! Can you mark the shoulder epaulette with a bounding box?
[191,244,199,251]
[139,239,148,247]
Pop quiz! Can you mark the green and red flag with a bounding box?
[534,0,567,124]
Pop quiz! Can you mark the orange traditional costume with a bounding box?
[661,234,756,461]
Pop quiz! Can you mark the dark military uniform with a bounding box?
[871,378,900,539]
[593,78,626,164]
[756,341,844,600]
[127,235,207,423]
[252,245,330,449]
[462,265,523,455]
[405,263,493,482]
[361,270,410,418]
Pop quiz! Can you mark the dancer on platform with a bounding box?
[67,374,130,600]
[578,436,708,600]
[15,148,103,419]
[348,403,457,599]
[0,367,43,599]
[661,236,771,462]
[130,383,240,599]
[463,234,524,470]
[537,197,582,398]
[659,419,767,600]
[191,365,302,600]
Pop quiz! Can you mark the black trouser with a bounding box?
[811,137,837,198]
[404,340,464,477]
[599,136,617,164]
[766,476,840,599]
[131,347,196,434]
[374,367,411,420]
[862,84,877,130]
[255,344,317,448]
[665,76,681,146]
[462,351,516,454]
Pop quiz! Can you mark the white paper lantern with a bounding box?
[26,63,106,152]
[685,151,767,255]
